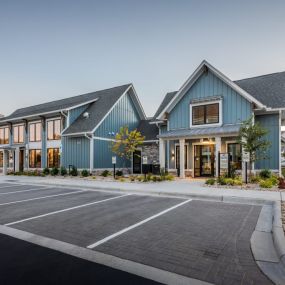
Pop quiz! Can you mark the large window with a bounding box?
[0,127,9,144]
[29,122,42,142]
[192,103,219,126]
[0,151,3,167]
[227,143,242,170]
[29,149,42,168]
[47,119,61,140]
[13,125,24,144]
[47,148,60,168]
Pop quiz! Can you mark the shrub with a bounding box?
[115,170,123,177]
[224,178,235,186]
[250,175,261,183]
[259,179,273,188]
[137,176,143,182]
[81,169,89,177]
[50,167,59,176]
[205,178,215,185]
[259,169,272,179]
[269,175,278,186]
[101,170,110,177]
[130,176,136,182]
[152,176,158,182]
[165,174,174,181]
[147,173,152,181]
[92,176,96,180]
[42,167,50,175]
[70,166,78,176]
[60,166,67,176]
[119,177,126,182]
[217,176,227,185]
[282,168,285,178]
[233,178,243,186]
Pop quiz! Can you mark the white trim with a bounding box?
[93,136,116,142]
[128,84,147,120]
[279,110,282,176]
[189,99,223,128]
[149,120,164,124]
[143,140,159,143]
[65,98,99,111]
[156,60,266,120]
[91,85,132,134]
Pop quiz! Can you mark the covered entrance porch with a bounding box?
[0,146,25,174]
[159,125,242,178]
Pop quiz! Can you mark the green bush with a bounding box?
[250,175,261,183]
[259,179,273,188]
[81,169,89,177]
[224,178,235,186]
[259,169,272,179]
[42,167,50,175]
[119,177,126,182]
[130,176,136,182]
[282,168,285,178]
[269,175,278,186]
[101,170,110,177]
[165,174,174,181]
[115,170,123,177]
[137,176,143,182]
[205,178,215,185]
[70,166,78,176]
[50,167,59,176]
[146,173,152,181]
[233,178,243,186]
[60,166,67,176]
[217,176,227,185]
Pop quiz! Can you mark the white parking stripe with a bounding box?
[0,184,26,189]
[5,194,132,226]
[0,187,51,195]
[87,198,192,249]
[0,189,90,206]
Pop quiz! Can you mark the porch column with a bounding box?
[14,147,19,172]
[159,138,165,169]
[90,137,94,174]
[179,138,185,178]
[3,150,8,175]
[215,137,221,177]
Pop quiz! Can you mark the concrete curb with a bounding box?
[3,178,275,206]
[251,202,285,285]
[0,225,213,285]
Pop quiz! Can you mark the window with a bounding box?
[227,143,242,170]
[47,148,60,168]
[0,127,9,144]
[0,151,3,167]
[13,125,24,144]
[29,122,42,142]
[192,103,219,126]
[47,119,61,140]
[29,150,42,168]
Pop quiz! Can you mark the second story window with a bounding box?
[47,119,61,140]
[13,125,24,144]
[191,102,220,126]
[29,122,42,142]
[0,127,9,145]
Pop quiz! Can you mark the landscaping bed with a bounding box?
[7,167,175,183]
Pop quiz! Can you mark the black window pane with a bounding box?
[192,105,205,125]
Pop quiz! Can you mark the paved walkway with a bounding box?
[0,175,283,203]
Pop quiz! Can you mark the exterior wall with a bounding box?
[93,139,130,169]
[61,136,90,169]
[94,92,140,138]
[68,104,89,125]
[255,113,280,170]
[141,143,159,164]
[168,70,252,130]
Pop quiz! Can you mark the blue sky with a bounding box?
[0,0,285,117]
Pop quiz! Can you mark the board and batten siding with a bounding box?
[255,113,280,170]
[94,92,140,138]
[68,104,89,126]
[61,136,90,169]
[168,71,252,130]
[93,139,130,169]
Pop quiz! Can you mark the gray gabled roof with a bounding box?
[62,84,139,135]
[137,119,158,141]
[234,71,285,109]
[0,84,132,123]
[152,91,177,121]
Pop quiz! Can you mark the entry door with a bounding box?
[133,150,142,174]
[19,149,24,172]
[194,145,215,177]
[175,145,188,169]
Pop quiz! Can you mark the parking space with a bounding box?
[0,183,45,194]
[0,182,272,285]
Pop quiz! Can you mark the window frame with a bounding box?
[29,149,42,168]
[47,119,61,141]
[47,148,60,168]
[29,122,42,142]
[13,124,25,144]
[226,142,242,170]
[0,127,10,145]
[190,100,222,128]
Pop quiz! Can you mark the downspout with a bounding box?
[85,133,94,174]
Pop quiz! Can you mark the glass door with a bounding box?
[194,145,215,177]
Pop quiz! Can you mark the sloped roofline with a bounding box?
[156,60,267,120]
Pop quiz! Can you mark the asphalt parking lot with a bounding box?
[0,182,273,285]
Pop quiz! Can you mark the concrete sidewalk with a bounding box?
[0,175,283,204]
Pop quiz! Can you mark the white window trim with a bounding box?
[46,117,61,142]
[174,143,190,170]
[28,121,42,143]
[189,100,223,128]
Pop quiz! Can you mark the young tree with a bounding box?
[111,126,145,172]
[237,116,271,174]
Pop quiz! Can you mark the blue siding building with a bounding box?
[153,60,284,178]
